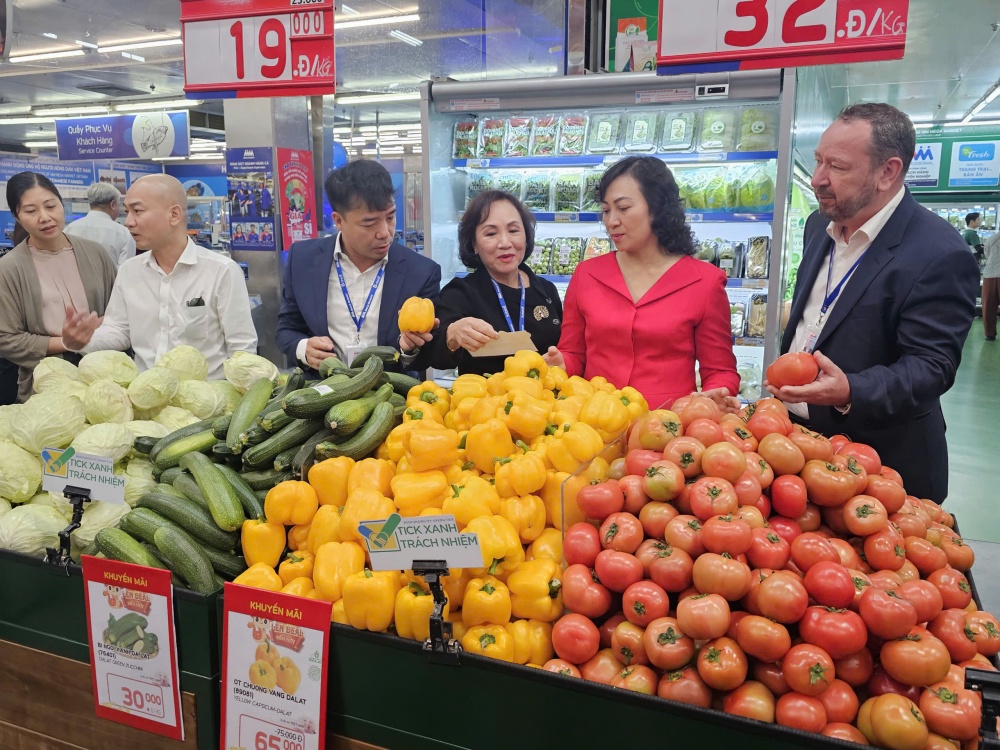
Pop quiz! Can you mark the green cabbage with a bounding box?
[0,404,21,441]
[738,165,776,210]
[155,406,200,432]
[0,505,68,556]
[127,367,180,410]
[12,391,87,453]
[85,380,134,424]
[72,500,130,555]
[0,498,10,517]
[208,380,243,414]
[34,374,88,401]
[78,351,139,386]
[33,357,82,391]
[156,345,209,382]
[224,351,278,393]
[170,380,227,419]
[125,421,169,459]
[122,457,157,508]
[0,439,43,503]
[703,169,729,211]
[25,491,74,521]
[72,423,134,463]
[132,405,164,421]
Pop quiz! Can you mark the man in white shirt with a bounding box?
[65,182,137,266]
[61,174,257,378]
[767,103,979,502]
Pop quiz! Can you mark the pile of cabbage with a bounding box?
[0,346,279,558]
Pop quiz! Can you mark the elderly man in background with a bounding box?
[65,182,137,266]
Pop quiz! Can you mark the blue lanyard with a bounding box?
[820,248,865,323]
[335,257,385,337]
[491,276,525,333]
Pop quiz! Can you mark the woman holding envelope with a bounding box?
[417,190,562,376]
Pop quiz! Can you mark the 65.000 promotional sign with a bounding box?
[180,0,334,99]
[657,0,909,74]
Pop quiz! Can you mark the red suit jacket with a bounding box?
[558,253,739,408]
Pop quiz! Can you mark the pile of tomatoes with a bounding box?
[543,395,998,749]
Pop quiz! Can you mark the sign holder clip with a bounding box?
[44,485,92,571]
[412,559,460,664]
[966,668,1000,744]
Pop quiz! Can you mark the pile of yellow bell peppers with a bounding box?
[232,349,648,667]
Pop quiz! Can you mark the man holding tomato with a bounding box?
[768,103,980,502]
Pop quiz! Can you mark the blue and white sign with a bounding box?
[56,111,190,161]
[905,142,942,188]
[949,141,1000,187]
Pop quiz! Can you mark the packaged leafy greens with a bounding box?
[478,118,506,158]
[698,108,737,152]
[557,115,589,156]
[527,238,553,275]
[504,117,532,157]
[701,168,730,212]
[745,236,770,279]
[581,171,603,212]
[746,294,768,337]
[623,111,659,152]
[453,120,479,159]
[465,171,494,207]
[522,172,553,211]
[552,237,584,275]
[737,164,776,211]
[493,171,524,199]
[737,106,779,151]
[529,115,560,156]
[660,111,697,152]
[586,112,623,154]
[584,236,613,261]
[554,172,583,212]
[716,241,744,279]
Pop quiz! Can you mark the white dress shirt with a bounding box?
[65,210,137,267]
[787,186,906,419]
[296,234,386,366]
[79,238,258,378]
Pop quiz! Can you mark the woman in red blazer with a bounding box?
[544,156,740,409]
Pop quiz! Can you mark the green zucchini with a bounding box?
[273,446,299,473]
[326,383,394,438]
[158,468,184,486]
[318,357,350,379]
[282,357,383,418]
[291,427,336,479]
[254,488,269,502]
[259,408,294,433]
[215,464,265,519]
[226,378,274,452]
[153,526,217,594]
[142,542,187,586]
[172,472,207,508]
[153,481,187,499]
[240,468,292,491]
[199,545,248,580]
[315,401,395,461]
[242,418,325,469]
[389,393,406,408]
[212,413,233,440]
[94,528,168,571]
[180,452,247,532]
[239,423,271,447]
[153,429,218,471]
[136,490,239,550]
[385,371,422,396]
[212,442,239,466]
[350,345,401,369]
[149,418,216,465]
[132,435,159,456]
[119,508,183,545]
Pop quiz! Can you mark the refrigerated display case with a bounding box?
[420,71,796,401]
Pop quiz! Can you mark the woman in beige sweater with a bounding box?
[0,172,117,401]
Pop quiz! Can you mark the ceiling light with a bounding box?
[42,33,58,39]
[114,99,203,112]
[26,141,59,148]
[9,49,86,63]
[335,92,420,105]
[0,116,56,125]
[34,105,110,116]
[23,131,55,139]
[389,30,423,46]
[947,118,1000,128]
[122,52,145,62]
[341,4,360,14]
[337,13,419,30]
[97,38,182,53]
[962,81,1000,124]
[76,40,98,49]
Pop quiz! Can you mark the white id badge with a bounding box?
[802,324,821,353]
[345,344,364,365]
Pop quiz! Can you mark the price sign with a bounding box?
[81,556,183,740]
[221,583,332,750]
[180,0,334,99]
[657,0,909,74]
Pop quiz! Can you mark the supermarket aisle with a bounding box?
[942,319,1000,542]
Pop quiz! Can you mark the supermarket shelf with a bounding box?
[726,278,769,289]
[455,151,779,169]
[531,211,774,223]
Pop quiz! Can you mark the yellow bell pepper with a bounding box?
[332,599,349,624]
[255,638,281,666]
[461,625,515,662]
[404,405,445,425]
[451,373,489,409]
[275,656,301,695]
[447,610,468,642]
[278,550,314,586]
[339,489,396,544]
[395,456,414,474]
[579,390,632,443]
[234,562,283,592]
[620,386,650,421]
[306,504,343,554]
[547,422,604,474]
[305,589,322,601]
[249,659,278,689]
[443,567,471,610]
[486,371,507,396]
[287,522,311,552]
[542,366,569,392]
[526,527,563,562]
[342,568,399,632]
[265,480,319,526]
[374,442,392,461]
[590,376,617,393]
[420,506,444,517]
[403,427,461,473]
[281,577,315,597]
[462,575,512,626]
[390,470,449,517]
[559,375,595,399]
[509,619,554,665]
[313,541,365,602]
[384,420,443,462]
[395,582,450,641]
[500,375,547,401]
[539,469,571,530]
[397,296,435,334]
[468,394,506,428]
[442,461,472,485]
[406,381,450,418]
[504,350,548,380]
[308,456,355,507]
[498,390,551,441]
[551,393,587,423]
[463,514,524,577]
[347,458,395,498]
[242,518,286,568]
[499,494,547,544]
[465,418,515,474]
[507,559,563,622]
[494,450,547,498]
[442,475,500,527]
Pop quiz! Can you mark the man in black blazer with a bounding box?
[768,103,979,502]
[276,160,441,373]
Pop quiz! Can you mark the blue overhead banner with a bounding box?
[56,111,191,161]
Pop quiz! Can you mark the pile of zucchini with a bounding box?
[94,347,415,593]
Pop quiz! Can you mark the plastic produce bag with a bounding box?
[581,172,603,213]
[745,236,770,279]
[557,115,588,156]
[660,111,697,152]
[586,113,623,154]
[554,173,583,212]
[522,173,553,211]
[78,350,138,386]
[478,118,506,158]
[698,109,737,152]
[552,238,584,275]
[526,238,553,275]
[738,164,776,211]
[465,171,493,208]
[623,111,659,152]
[492,171,524,199]
[453,120,479,159]
[529,115,560,157]
[737,106,780,151]
[504,117,532,157]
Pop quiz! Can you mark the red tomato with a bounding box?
[758,432,806,476]
[685,417,725,447]
[848,569,873,610]
[697,636,748,692]
[701,442,747,484]
[675,592,731,640]
[599,512,643,553]
[927,567,973,610]
[821,723,869,744]
[638,501,677,539]
[734,505,766,529]
[864,527,906,571]
[648,545,695,593]
[940,535,975,572]
[897,580,944,625]
[610,620,649,666]
[928,609,980,663]
[859,587,918,640]
[867,665,923,702]
[843,495,888,536]
[608,457,627,481]
[701,514,753,556]
[831,453,870,495]
[551,613,600,665]
[722,422,759,453]
[611,664,658,694]
[575,479,624,520]
[766,351,820,388]
[818,678,860,724]
[747,410,793,442]
[775,693,828,734]
[918,683,983,741]
[744,451,775,489]
[881,465,905,485]
[768,516,803,545]
[617,474,650,516]
[757,570,809,624]
[624,449,664,478]
[804,560,856,609]
[969,611,1000,656]
[790,532,840,572]
[904,536,948,577]
[829,537,863,569]
[662,436,706,479]
[787,425,835,462]
[837,442,883,476]
[782,643,836,697]
[869,569,904,592]
[664,515,705,557]
[746,526,791,569]
[752,661,790,697]
[563,523,602,567]
[688,477,738,521]
[622,580,670,627]
[723,680,776,723]
[692,552,752,601]
[867,474,907,514]
[627,412,683,452]
[799,605,869,659]
[541,659,581,678]
[635,538,670,573]
[869,694,929,750]
[593,550,643,594]
[644,616,696,671]
[881,628,952,687]
[580,648,625,684]
[561,564,613,618]
[796,502,823,533]
[834,647,874,687]
[642,460,685,503]
[657,666,712,708]
[598,614,627,650]
[800,459,858,507]
[733,471,763,507]
[736,614,791,662]
[680,396,722,428]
